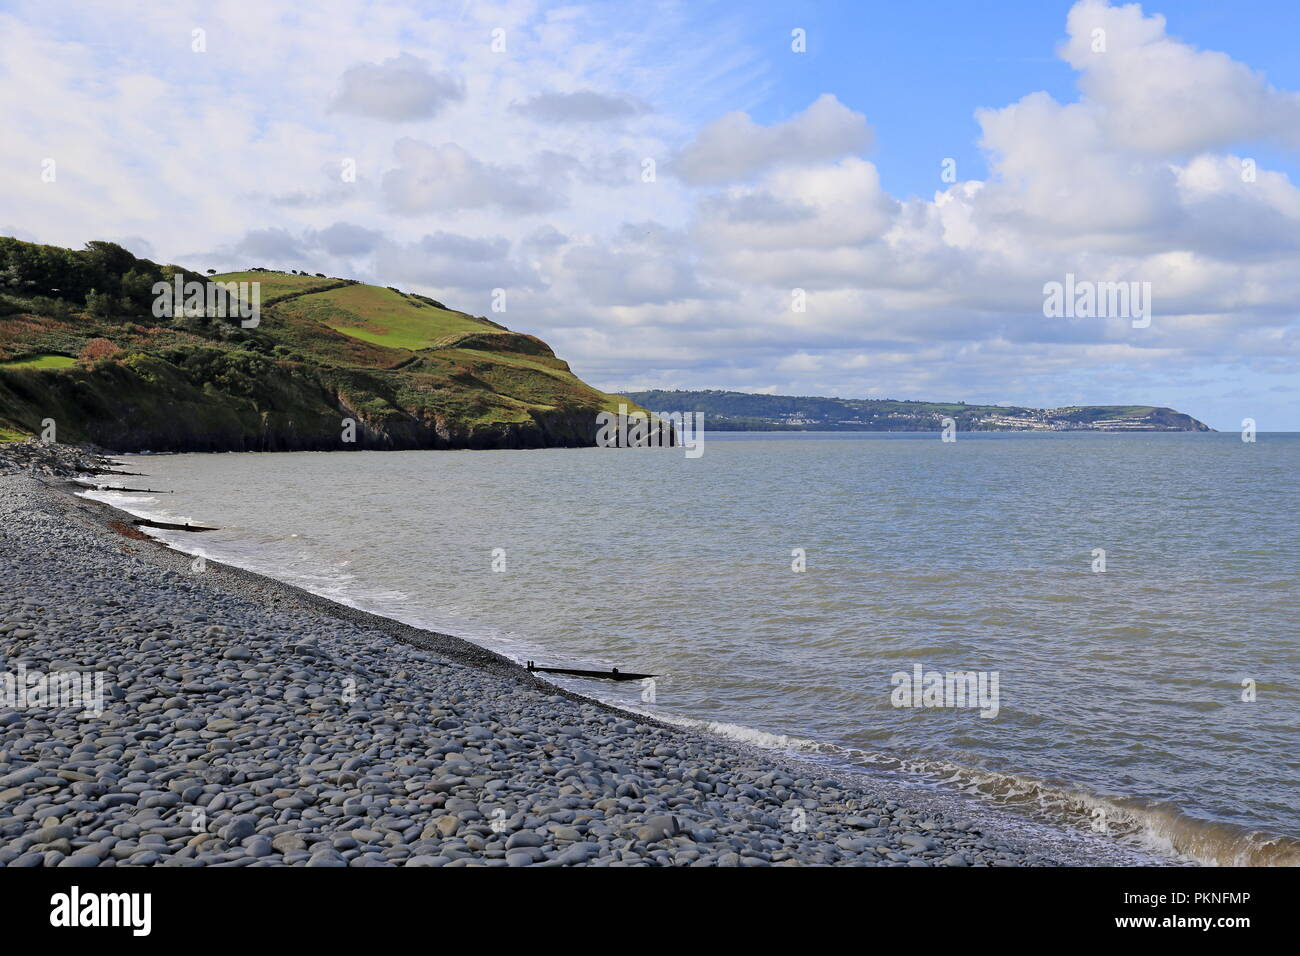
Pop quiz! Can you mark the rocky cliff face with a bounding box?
[319,400,603,452]
[0,358,609,453]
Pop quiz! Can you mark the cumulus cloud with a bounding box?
[974,92,1184,239]
[509,90,649,123]
[671,93,873,185]
[328,53,464,122]
[535,149,637,187]
[559,223,709,307]
[231,227,307,264]
[1060,0,1300,154]
[523,224,569,250]
[382,140,559,214]
[695,159,897,257]
[374,230,542,295]
[310,222,383,257]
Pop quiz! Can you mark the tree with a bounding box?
[85,289,116,319]
[81,241,135,280]
[119,268,156,312]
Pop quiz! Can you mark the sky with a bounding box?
[2,0,1298,430]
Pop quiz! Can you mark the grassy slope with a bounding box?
[0,354,77,369]
[268,282,489,349]
[230,275,632,421]
[0,267,636,449]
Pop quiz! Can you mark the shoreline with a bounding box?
[0,451,1168,866]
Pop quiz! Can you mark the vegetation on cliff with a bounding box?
[0,237,633,451]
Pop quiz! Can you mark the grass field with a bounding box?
[210,271,342,302]
[274,283,490,350]
[211,272,504,352]
[1053,405,1155,416]
[0,354,76,370]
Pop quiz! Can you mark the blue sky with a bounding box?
[2,0,1298,429]
[745,0,1300,199]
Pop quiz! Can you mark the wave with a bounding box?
[608,704,1298,866]
[883,753,1300,867]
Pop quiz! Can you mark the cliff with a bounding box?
[0,238,636,452]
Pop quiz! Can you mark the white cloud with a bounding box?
[671,93,873,185]
[509,90,649,123]
[374,231,542,296]
[559,224,709,307]
[694,159,897,259]
[1060,0,1300,154]
[328,53,465,122]
[311,222,384,256]
[382,140,559,214]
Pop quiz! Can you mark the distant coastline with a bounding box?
[622,389,1212,433]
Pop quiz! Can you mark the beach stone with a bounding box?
[220,816,257,842]
[556,843,600,865]
[636,814,680,842]
[504,831,545,850]
[33,825,75,844]
[272,832,306,854]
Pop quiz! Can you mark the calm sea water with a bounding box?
[90,432,1300,865]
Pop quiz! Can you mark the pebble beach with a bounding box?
[0,442,1157,867]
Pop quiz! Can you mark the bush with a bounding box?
[84,289,117,319]
[79,338,122,364]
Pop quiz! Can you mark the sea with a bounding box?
[84,431,1300,866]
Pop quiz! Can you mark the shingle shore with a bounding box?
[0,444,1096,867]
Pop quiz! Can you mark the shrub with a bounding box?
[85,289,116,319]
[79,338,122,364]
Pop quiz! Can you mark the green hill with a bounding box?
[623,389,1212,432]
[0,237,637,451]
